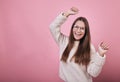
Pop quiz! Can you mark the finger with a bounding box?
[99,41,104,47]
[102,42,107,49]
[104,46,109,50]
[104,44,110,50]
[71,7,79,12]
[99,42,106,50]
[102,42,110,50]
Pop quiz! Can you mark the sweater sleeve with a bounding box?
[49,13,68,46]
[87,44,106,77]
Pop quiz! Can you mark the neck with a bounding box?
[74,40,80,47]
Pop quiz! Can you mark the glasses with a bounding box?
[73,25,85,31]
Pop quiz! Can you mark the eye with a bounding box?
[74,25,79,28]
[81,27,85,30]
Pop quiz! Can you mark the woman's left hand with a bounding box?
[98,42,110,57]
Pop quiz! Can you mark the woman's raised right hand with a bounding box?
[63,7,79,17]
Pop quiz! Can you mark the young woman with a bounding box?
[49,7,109,82]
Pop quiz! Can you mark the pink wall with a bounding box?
[0,0,120,82]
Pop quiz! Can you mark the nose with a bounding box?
[77,28,81,32]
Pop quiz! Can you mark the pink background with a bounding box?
[0,0,120,82]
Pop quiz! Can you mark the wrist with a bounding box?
[98,51,104,57]
[62,12,70,17]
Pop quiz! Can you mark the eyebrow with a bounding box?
[74,25,85,28]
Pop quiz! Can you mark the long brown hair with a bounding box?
[61,17,91,66]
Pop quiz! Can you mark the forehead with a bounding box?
[75,20,85,27]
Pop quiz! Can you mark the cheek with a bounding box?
[81,30,85,34]
[83,31,85,34]
[72,29,75,34]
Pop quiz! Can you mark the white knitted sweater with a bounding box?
[50,13,106,82]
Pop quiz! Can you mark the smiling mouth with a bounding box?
[75,33,82,36]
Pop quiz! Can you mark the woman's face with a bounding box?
[73,20,85,40]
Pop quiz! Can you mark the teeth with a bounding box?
[75,33,81,35]
[76,34,81,36]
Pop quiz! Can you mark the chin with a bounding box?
[74,36,83,41]
[74,38,81,41]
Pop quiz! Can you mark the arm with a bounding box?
[49,7,79,46]
[49,13,68,46]
[87,43,109,77]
